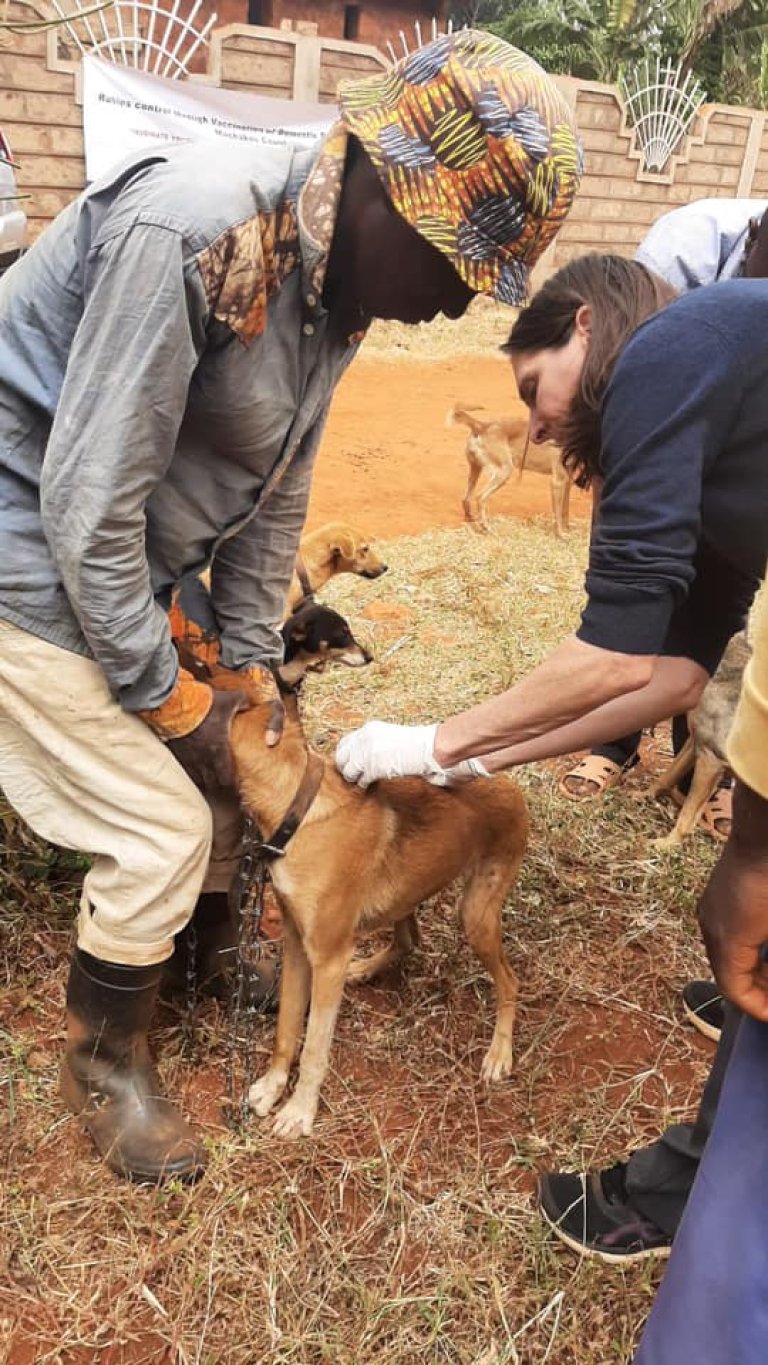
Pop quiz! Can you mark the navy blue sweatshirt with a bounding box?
[578,277,768,671]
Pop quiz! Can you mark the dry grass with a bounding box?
[1,516,719,1364]
[361,295,518,361]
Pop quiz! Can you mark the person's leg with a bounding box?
[0,620,211,1179]
[625,1002,739,1233]
[538,1004,739,1260]
[163,789,280,1007]
[634,1015,768,1364]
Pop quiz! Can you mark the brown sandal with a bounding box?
[671,782,732,841]
[698,785,732,842]
[559,754,626,801]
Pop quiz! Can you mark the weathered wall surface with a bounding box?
[4,4,768,257]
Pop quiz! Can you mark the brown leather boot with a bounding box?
[60,949,207,1183]
[161,892,279,1010]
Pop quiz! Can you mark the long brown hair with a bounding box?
[502,254,677,486]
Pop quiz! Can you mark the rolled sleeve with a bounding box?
[39,220,208,710]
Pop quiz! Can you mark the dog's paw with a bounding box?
[651,834,682,852]
[480,1039,514,1085]
[271,1094,317,1139]
[248,1069,288,1117]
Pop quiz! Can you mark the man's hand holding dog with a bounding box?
[335,720,490,788]
[698,781,768,1022]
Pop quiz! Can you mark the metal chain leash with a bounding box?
[227,812,282,1128]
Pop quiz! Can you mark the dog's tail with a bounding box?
[446,403,486,434]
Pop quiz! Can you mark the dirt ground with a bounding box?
[1,332,718,1363]
[307,355,592,537]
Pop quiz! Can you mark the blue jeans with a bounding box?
[634,1014,768,1363]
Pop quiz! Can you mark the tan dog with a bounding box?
[652,630,750,848]
[230,696,528,1139]
[286,521,388,611]
[447,404,571,537]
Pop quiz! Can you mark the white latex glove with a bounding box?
[335,720,491,789]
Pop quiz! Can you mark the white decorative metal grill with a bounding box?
[621,57,706,174]
[50,0,217,77]
[385,15,457,64]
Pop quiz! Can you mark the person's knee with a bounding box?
[176,789,214,877]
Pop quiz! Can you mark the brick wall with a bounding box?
[4,3,768,252]
[200,1,447,45]
[540,77,766,278]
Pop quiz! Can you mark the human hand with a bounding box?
[698,781,768,1022]
[335,720,490,789]
[210,663,285,747]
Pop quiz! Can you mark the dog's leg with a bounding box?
[652,736,695,798]
[463,453,482,526]
[654,750,724,850]
[459,861,520,1083]
[476,463,512,532]
[248,917,311,1118]
[551,466,569,539]
[346,914,419,984]
[272,946,354,1139]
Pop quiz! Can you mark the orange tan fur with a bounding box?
[285,521,387,612]
[231,696,528,1139]
[447,405,572,538]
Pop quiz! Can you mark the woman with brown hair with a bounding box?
[337,252,762,788]
[336,251,768,1270]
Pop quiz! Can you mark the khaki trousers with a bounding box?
[0,620,243,966]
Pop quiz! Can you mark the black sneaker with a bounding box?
[682,979,723,1043]
[538,1162,673,1263]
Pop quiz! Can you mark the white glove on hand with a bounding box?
[335,720,491,789]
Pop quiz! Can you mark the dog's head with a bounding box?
[278,601,373,687]
[327,524,388,580]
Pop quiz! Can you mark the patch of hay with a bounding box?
[1,516,719,1365]
[362,296,519,362]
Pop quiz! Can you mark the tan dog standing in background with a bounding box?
[447,404,572,538]
[286,521,388,611]
[229,686,528,1139]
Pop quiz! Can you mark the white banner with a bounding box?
[82,55,335,181]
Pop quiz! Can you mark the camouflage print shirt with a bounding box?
[0,127,358,710]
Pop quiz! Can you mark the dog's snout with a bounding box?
[363,564,388,579]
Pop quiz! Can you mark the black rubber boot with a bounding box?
[60,948,207,1183]
[162,892,279,1010]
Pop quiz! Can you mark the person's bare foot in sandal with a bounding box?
[559,754,629,800]
[670,781,732,842]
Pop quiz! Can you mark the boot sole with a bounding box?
[540,1203,672,1264]
[682,998,722,1043]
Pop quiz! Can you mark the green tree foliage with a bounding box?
[449,0,768,106]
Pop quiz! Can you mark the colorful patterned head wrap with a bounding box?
[337,29,583,305]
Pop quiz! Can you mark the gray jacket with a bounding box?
[0,134,357,711]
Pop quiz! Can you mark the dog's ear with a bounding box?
[332,532,357,561]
